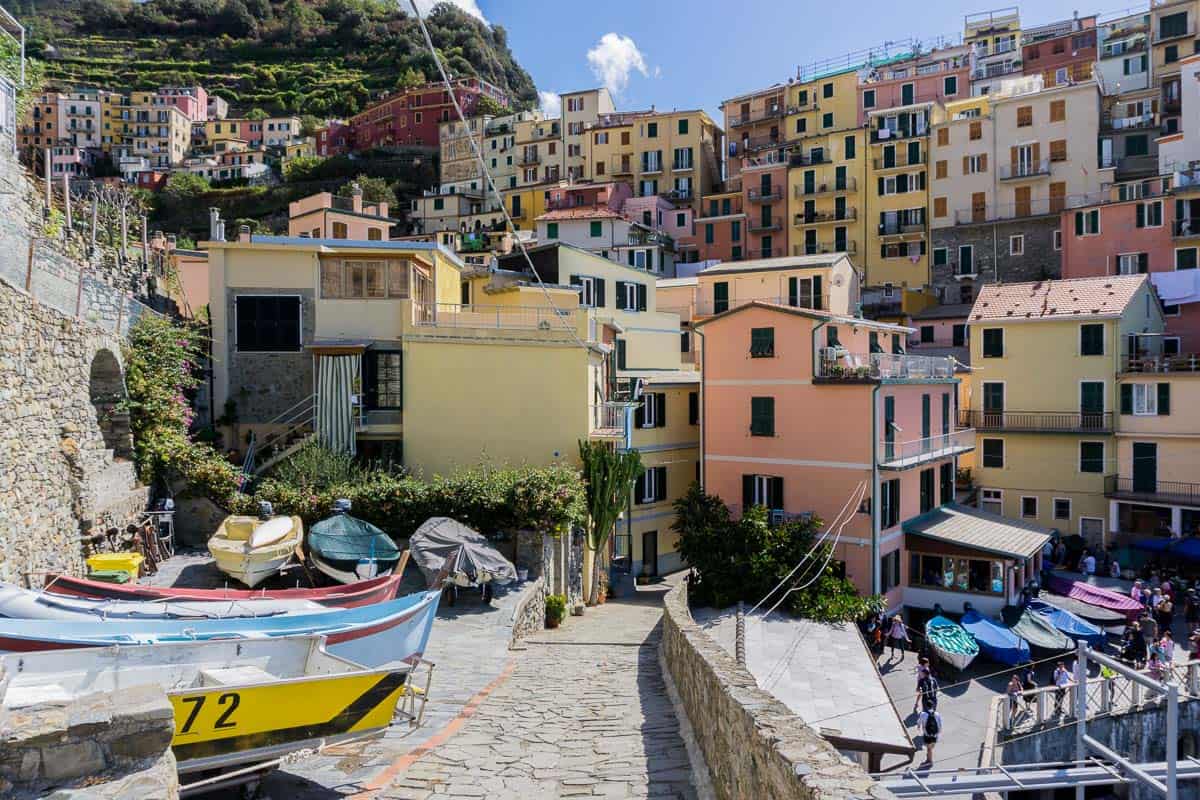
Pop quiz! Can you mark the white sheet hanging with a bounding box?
[1151,270,1200,305]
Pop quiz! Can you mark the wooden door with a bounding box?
[1014,186,1032,218]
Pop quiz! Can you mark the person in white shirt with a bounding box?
[916,709,943,766]
[1082,551,1096,576]
[1110,558,1122,579]
[1053,662,1073,715]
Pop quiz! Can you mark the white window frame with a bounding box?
[1164,335,1182,353]
[641,393,659,429]
[1143,200,1163,228]
[980,488,1003,515]
[1077,210,1101,236]
[1055,67,1069,85]
[1009,234,1024,256]
[881,176,897,195]
[752,475,772,506]
[1053,497,1072,521]
[623,281,640,309]
[1020,495,1038,519]
[1132,382,1158,415]
[966,154,984,173]
[1118,253,1145,275]
[578,275,600,308]
[1176,246,1198,270]
[642,465,662,501]
[1053,229,1062,250]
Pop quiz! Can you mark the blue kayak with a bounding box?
[1027,599,1106,648]
[961,608,1030,666]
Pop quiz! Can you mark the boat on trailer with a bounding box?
[42,573,404,608]
[0,635,430,789]
[0,589,442,668]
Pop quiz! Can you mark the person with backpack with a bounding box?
[917,707,943,766]
[913,657,939,713]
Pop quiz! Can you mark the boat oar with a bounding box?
[293,542,317,587]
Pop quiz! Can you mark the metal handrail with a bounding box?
[878,429,976,465]
[414,302,580,331]
[959,409,1113,431]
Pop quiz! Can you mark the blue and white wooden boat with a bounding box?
[1027,599,1106,648]
[0,589,441,668]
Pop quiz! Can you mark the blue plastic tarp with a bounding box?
[1027,599,1106,647]
[1133,537,1174,553]
[1172,538,1200,562]
[961,609,1030,666]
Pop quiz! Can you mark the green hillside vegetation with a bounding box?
[15,0,537,117]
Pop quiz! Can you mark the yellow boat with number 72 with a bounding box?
[0,635,428,780]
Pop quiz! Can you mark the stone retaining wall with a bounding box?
[509,576,546,647]
[0,683,178,799]
[660,581,894,800]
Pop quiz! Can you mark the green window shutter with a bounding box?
[547,222,558,238]
[788,276,798,306]
[1074,212,1084,236]
[769,476,784,510]
[751,397,775,436]
[590,220,602,237]
[714,281,729,313]
[595,279,606,307]
[656,393,667,428]
[812,275,822,310]
[617,339,626,370]
[750,327,775,357]
[742,475,755,507]
[637,283,647,311]
[827,325,839,347]
[1121,383,1133,415]
[705,223,714,244]
[1136,203,1145,228]
[615,281,627,310]
[1090,209,1100,232]
[627,249,635,266]
[1158,382,1171,415]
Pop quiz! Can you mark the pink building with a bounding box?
[157,86,209,122]
[288,188,394,241]
[696,301,1046,613]
[742,164,787,259]
[1061,181,1200,352]
[546,182,631,213]
[316,121,351,156]
[856,47,971,127]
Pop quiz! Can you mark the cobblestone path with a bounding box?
[379,596,698,800]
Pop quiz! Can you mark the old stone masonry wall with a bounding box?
[0,138,149,585]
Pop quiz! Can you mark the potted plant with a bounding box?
[545,594,567,629]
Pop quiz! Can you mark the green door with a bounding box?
[884,396,896,461]
[1080,381,1105,429]
[714,281,729,313]
[983,383,1004,428]
[902,83,914,105]
[1133,442,1157,494]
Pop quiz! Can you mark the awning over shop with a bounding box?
[904,503,1051,560]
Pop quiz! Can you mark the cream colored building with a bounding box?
[513,115,562,187]
[561,88,615,182]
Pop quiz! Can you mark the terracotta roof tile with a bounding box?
[535,207,622,221]
[969,275,1148,322]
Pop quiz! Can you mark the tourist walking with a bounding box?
[1159,593,1175,632]
[1125,622,1148,668]
[1161,631,1176,663]
[1022,663,1038,712]
[1132,580,1145,605]
[1007,674,1024,719]
[1148,651,1166,683]
[1141,609,1159,644]
[917,708,943,766]
[1053,662,1073,716]
[914,658,939,713]
[888,615,910,659]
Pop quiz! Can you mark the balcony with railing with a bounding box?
[792,240,857,256]
[747,185,784,202]
[413,302,586,340]
[795,176,857,196]
[628,228,675,248]
[1122,353,1200,372]
[1100,38,1148,59]
[999,159,1052,180]
[729,105,785,128]
[872,152,927,171]
[519,150,541,165]
[590,403,628,439]
[954,197,1073,224]
[794,208,857,226]
[1105,475,1200,505]
[869,123,930,143]
[1102,111,1157,131]
[748,215,783,232]
[878,219,926,237]
[816,349,956,382]
[660,188,692,203]
[879,429,976,470]
[744,133,785,151]
[641,159,664,175]
[958,409,1113,433]
[788,151,829,168]
[1154,21,1195,43]
[971,62,1023,80]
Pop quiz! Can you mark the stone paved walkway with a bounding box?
[377,591,698,800]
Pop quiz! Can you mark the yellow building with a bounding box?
[101,91,191,167]
[1151,0,1200,136]
[964,7,1023,95]
[1109,353,1200,539]
[513,114,562,187]
[785,66,867,260]
[561,88,615,181]
[582,108,722,212]
[965,275,1163,547]
[501,183,553,231]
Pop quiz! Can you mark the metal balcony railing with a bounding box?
[971,62,1023,80]
[816,349,956,381]
[788,152,829,168]
[792,240,857,256]
[873,153,927,170]
[729,106,786,127]
[1105,475,1200,504]
[870,124,929,143]
[519,151,541,165]
[747,186,784,202]
[795,177,857,196]
[628,229,675,248]
[878,429,976,469]
[590,404,627,438]
[1122,353,1200,372]
[660,188,692,202]
[999,160,1052,180]
[641,160,664,175]
[1102,112,1157,131]
[748,216,783,232]
[1101,39,1147,59]
[414,302,580,332]
[878,220,926,236]
[744,133,784,151]
[794,208,857,225]
[958,409,1113,433]
[1172,219,1200,238]
[954,197,1075,223]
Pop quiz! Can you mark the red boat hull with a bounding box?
[42,573,403,608]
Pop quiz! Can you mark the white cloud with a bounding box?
[411,0,487,24]
[586,33,649,97]
[539,90,562,119]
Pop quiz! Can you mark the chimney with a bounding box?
[351,182,363,213]
[166,233,177,249]
[238,225,252,243]
[209,207,222,241]
[378,201,389,217]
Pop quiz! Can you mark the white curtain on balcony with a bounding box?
[316,354,360,455]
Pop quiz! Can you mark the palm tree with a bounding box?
[578,440,643,606]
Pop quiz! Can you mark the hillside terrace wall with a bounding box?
[661,580,894,800]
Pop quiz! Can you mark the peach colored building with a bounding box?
[696,301,1045,613]
[1061,178,1200,353]
[288,188,394,241]
[679,191,745,264]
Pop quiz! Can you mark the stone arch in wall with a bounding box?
[88,348,133,460]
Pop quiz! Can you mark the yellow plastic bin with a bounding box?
[86,552,144,583]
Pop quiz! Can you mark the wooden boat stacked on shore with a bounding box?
[0,635,419,782]
[924,614,980,670]
[207,512,304,589]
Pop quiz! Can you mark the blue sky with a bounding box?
[433,0,1118,123]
